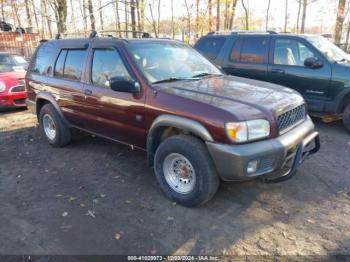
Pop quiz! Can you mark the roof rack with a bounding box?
[207,30,278,36]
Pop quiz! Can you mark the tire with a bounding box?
[343,103,350,133]
[154,135,220,207]
[39,103,71,147]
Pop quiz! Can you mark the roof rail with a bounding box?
[207,30,278,36]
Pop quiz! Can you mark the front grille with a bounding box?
[10,85,25,93]
[277,104,306,133]
[258,158,274,172]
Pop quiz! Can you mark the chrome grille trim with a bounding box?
[277,104,306,134]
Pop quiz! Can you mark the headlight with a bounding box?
[0,81,6,93]
[225,119,270,143]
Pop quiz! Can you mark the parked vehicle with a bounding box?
[194,31,350,132]
[0,52,28,73]
[26,35,319,206]
[0,71,27,109]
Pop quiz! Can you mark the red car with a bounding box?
[0,71,27,109]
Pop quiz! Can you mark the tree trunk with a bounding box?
[157,0,161,37]
[140,0,145,31]
[136,0,141,33]
[31,0,40,33]
[296,0,301,33]
[43,0,52,38]
[224,0,229,30]
[114,0,121,37]
[300,0,307,33]
[184,0,191,43]
[98,0,104,31]
[0,0,4,21]
[70,0,77,32]
[171,0,175,39]
[125,1,128,37]
[266,0,271,30]
[208,0,213,32]
[80,0,88,35]
[345,21,350,52]
[334,0,346,45]
[229,0,238,30]
[24,0,33,28]
[56,0,68,34]
[87,0,95,31]
[130,0,137,37]
[11,1,21,26]
[148,3,157,37]
[216,0,220,31]
[284,0,288,32]
[241,0,249,30]
[196,0,200,34]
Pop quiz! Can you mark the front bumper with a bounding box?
[0,92,27,109]
[206,116,320,182]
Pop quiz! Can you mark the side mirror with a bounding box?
[110,77,140,93]
[304,57,323,69]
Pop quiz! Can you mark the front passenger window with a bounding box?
[274,39,316,66]
[92,49,131,88]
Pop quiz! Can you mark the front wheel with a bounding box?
[154,135,220,207]
[343,103,350,133]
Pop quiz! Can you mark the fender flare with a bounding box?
[35,92,71,127]
[146,114,214,166]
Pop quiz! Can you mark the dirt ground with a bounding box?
[1,109,350,256]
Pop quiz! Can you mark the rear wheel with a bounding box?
[154,135,220,206]
[343,103,350,133]
[39,104,71,147]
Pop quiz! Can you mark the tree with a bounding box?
[266,0,271,30]
[241,0,249,30]
[130,0,137,37]
[216,0,220,31]
[149,3,157,37]
[114,0,121,37]
[140,0,145,31]
[228,0,238,30]
[24,0,33,28]
[42,0,53,38]
[208,0,213,31]
[70,0,77,32]
[80,0,88,35]
[0,0,5,21]
[196,0,200,34]
[284,0,288,32]
[49,0,68,34]
[296,0,302,32]
[98,0,104,31]
[87,0,95,31]
[224,0,229,30]
[184,0,192,41]
[334,0,346,44]
[300,0,317,33]
[31,0,40,32]
[11,1,21,26]
[171,0,175,38]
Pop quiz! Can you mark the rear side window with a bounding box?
[54,50,67,77]
[31,42,56,75]
[63,50,86,81]
[239,37,267,63]
[195,37,226,60]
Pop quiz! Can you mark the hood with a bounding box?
[0,71,26,80]
[154,75,304,121]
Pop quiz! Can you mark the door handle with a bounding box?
[84,89,92,95]
[271,69,285,74]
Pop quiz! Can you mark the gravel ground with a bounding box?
[0,109,350,256]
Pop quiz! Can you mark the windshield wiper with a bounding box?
[152,77,192,84]
[191,72,222,78]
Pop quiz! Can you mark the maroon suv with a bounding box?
[26,36,320,206]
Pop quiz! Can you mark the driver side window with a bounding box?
[274,39,316,66]
[91,49,131,88]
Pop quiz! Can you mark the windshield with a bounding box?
[127,41,222,83]
[307,36,350,62]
